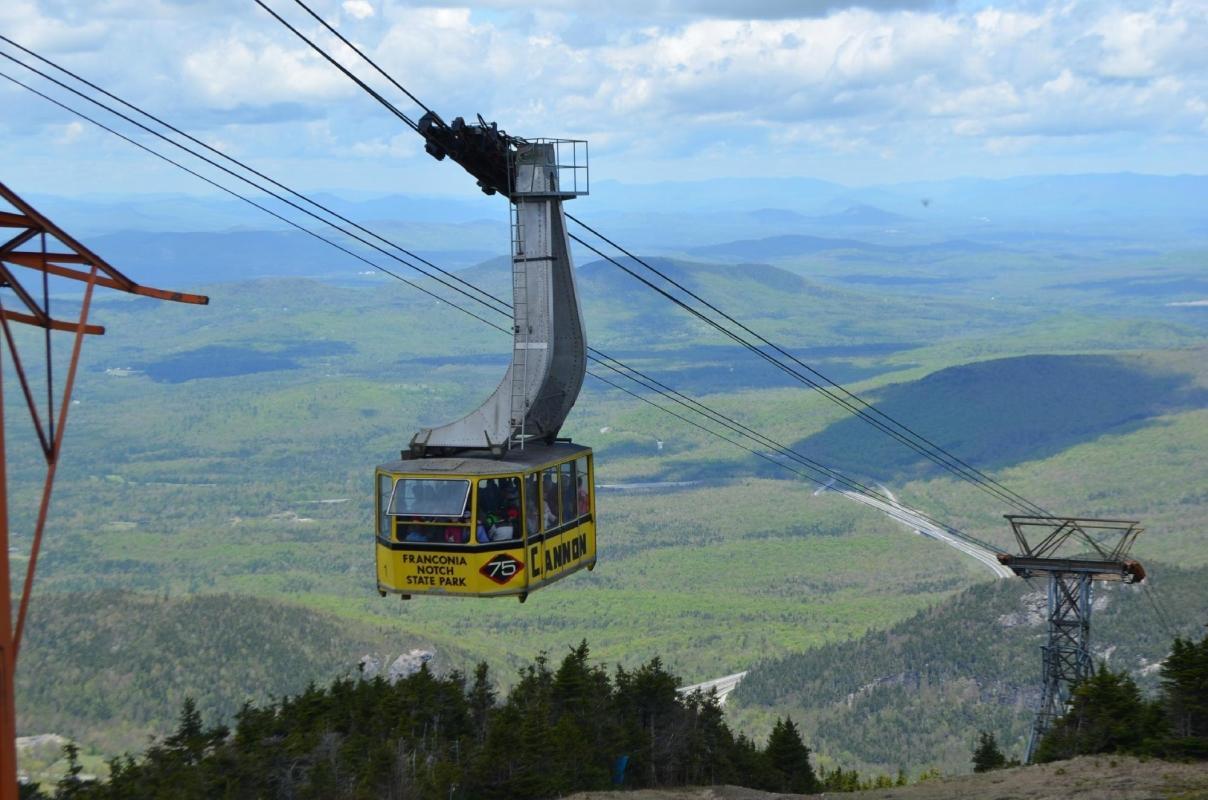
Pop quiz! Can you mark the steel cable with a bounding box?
[265,0,1052,519]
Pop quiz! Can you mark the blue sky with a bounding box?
[1,0,1205,198]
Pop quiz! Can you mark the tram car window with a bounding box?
[524,472,541,536]
[560,461,576,524]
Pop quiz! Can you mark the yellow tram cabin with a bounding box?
[376,442,595,600]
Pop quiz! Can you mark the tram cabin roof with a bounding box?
[378,441,590,477]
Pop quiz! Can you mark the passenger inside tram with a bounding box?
[477,477,523,542]
[542,471,559,528]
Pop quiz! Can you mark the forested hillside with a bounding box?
[16,592,454,755]
[29,645,833,800]
[731,562,1208,774]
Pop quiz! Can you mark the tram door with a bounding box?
[525,456,593,589]
[523,471,545,588]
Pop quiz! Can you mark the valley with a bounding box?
[6,177,1207,781]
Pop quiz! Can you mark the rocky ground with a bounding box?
[562,756,1208,800]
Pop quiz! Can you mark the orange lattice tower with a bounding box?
[0,181,208,796]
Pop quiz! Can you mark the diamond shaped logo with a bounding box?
[480,553,524,585]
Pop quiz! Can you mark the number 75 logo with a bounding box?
[480,554,524,585]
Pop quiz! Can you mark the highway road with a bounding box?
[678,671,748,704]
[831,484,1014,579]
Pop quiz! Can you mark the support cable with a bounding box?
[286,0,441,122]
[258,4,1053,520]
[566,215,1053,517]
[0,50,508,319]
[0,33,501,315]
[1142,583,1179,640]
[582,351,998,551]
[251,1,419,132]
[0,71,509,338]
[569,230,1044,520]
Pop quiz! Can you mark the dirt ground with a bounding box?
[562,756,1208,800]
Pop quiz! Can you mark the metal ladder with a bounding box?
[508,200,529,449]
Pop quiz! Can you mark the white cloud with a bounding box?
[0,1,108,52]
[55,120,85,144]
[343,1,375,21]
[346,131,420,159]
[182,35,354,107]
[1093,8,1188,79]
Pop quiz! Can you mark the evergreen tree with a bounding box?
[52,742,85,800]
[19,784,49,800]
[1035,664,1155,762]
[549,641,614,790]
[971,730,1007,772]
[1159,634,1208,756]
[613,657,682,787]
[466,662,496,744]
[763,717,818,794]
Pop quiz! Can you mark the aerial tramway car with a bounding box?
[376,443,595,600]
[375,113,595,600]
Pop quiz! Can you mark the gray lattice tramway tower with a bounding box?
[996,515,1146,762]
[408,118,589,456]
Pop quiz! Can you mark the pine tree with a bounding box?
[53,743,85,800]
[1035,664,1154,762]
[613,657,682,787]
[1159,634,1208,754]
[550,641,614,790]
[971,730,1007,772]
[763,717,818,794]
[466,662,496,744]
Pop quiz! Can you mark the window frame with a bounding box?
[387,477,472,519]
[559,461,576,525]
[575,456,590,518]
[376,473,392,537]
[541,467,561,528]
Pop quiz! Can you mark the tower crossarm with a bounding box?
[996,554,1146,583]
[0,181,209,311]
[1004,515,1144,564]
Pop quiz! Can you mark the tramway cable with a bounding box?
[0,49,510,319]
[251,0,420,133]
[1,50,1000,554]
[285,0,441,122]
[0,34,504,316]
[0,71,510,337]
[1142,583,1179,639]
[566,215,1053,518]
[263,0,1052,519]
[568,231,1046,519]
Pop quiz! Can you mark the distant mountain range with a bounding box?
[11,171,1203,297]
[22,172,1207,239]
[686,233,997,261]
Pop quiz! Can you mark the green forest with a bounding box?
[24,633,1208,799]
[730,562,1208,773]
[1035,634,1208,763]
[30,643,831,800]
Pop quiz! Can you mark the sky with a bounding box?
[0,0,1206,198]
